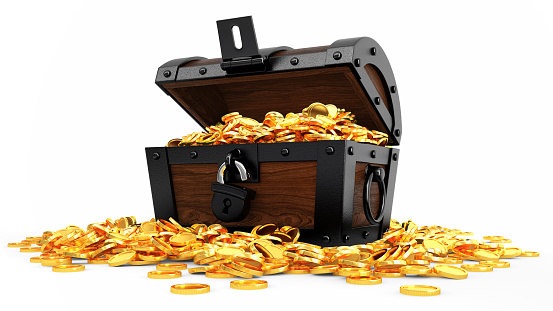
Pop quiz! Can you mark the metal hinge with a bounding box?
[217,16,265,74]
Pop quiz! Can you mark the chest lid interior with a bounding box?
[155,16,402,146]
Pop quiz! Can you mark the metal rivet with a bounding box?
[333,51,342,60]
[281,148,290,156]
[290,57,299,66]
[326,146,335,155]
[391,85,397,93]
[152,152,160,160]
[348,146,354,155]
[343,234,351,242]
[190,151,198,159]
[322,236,331,244]
[363,231,370,239]
[354,58,361,67]
[393,153,398,161]
[370,47,377,55]
[370,150,376,158]
[163,70,171,78]
[199,67,207,75]
[375,97,381,105]
[394,129,401,137]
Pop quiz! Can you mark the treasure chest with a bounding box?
[146,16,401,246]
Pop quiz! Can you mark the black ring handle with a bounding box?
[363,164,386,225]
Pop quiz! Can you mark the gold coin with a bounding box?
[148,270,182,279]
[206,270,235,279]
[157,263,188,271]
[501,248,522,259]
[233,253,264,269]
[20,247,42,253]
[307,102,329,118]
[239,118,260,128]
[230,262,263,276]
[138,251,167,262]
[88,257,110,264]
[310,265,339,274]
[461,264,493,272]
[473,249,500,262]
[374,260,407,269]
[422,239,447,256]
[52,265,85,273]
[108,250,136,267]
[284,266,311,274]
[406,259,430,266]
[442,257,463,264]
[221,263,254,278]
[230,280,268,290]
[188,266,218,273]
[400,265,432,275]
[373,269,405,278]
[519,251,539,257]
[169,233,196,247]
[479,261,510,268]
[170,284,210,295]
[216,246,245,259]
[400,285,441,296]
[346,276,382,285]
[326,104,338,118]
[151,236,177,255]
[333,267,372,277]
[433,265,468,279]
[128,260,161,266]
[262,263,289,275]
[8,242,32,248]
[42,257,72,267]
[30,257,42,263]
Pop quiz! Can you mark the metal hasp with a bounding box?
[217,16,291,74]
[211,149,256,222]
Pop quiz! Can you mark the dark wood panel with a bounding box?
[164,66,389,136]
[352,162,386,228]
[364,64,391,113]
[171,162,317,228]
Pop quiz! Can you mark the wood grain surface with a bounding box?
[171,161,317,228]
[163,66,389,136]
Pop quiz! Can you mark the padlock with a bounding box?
[211,159,255,222]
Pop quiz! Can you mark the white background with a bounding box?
[1,0,551,308]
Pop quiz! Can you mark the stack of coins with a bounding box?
[166,103,389,147]
[8,216,540,296]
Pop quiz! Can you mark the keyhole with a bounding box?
[232,25,242,49]
[222,198,232,214]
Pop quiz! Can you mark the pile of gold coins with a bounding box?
[8,217,539,296]
[166,103,389,147]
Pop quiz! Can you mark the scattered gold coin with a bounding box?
[52,264,85,273]
[170,284,210,295]
[400,285,441,296]
[148,270,182,279]
[230,280,268,290]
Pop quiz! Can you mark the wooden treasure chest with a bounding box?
[146,16,401,246]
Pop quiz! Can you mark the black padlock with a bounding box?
[211,156,255,222]
[211,182,255,222]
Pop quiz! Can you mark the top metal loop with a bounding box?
[217,161,249,184]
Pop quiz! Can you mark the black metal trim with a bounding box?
[380,148,399,235]
[166,144,259,183]
[328,37,402,145]
[145,148,178,221]
[313,141,347,245]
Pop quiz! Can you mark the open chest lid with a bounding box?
[155,16,402,146]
